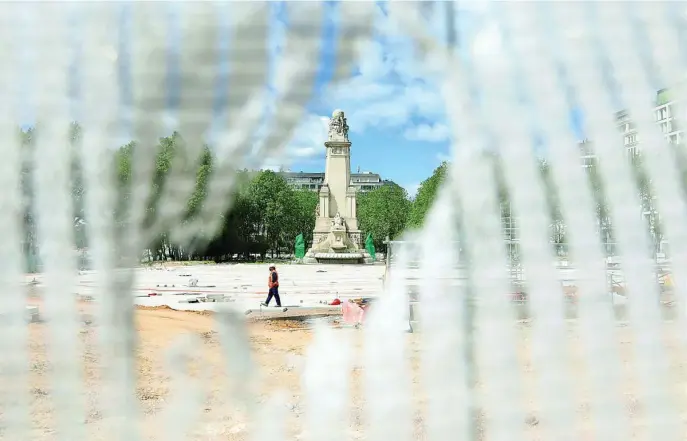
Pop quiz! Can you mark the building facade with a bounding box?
[615,88,683,156]
[280,171,390,193]
[576,88,679,256]
[578,89,684,164]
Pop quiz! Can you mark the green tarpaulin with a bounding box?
[365,233,376,261]
[294,233,305,259]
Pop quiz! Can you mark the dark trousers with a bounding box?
[265,287,281,307]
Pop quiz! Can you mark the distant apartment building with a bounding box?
[579,88,684,165]
[578,139,596,169]
[280,171,390,193]
[614,87,683,156]
[578,88,679,256]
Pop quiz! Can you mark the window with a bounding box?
[662,121,671,133]
[625,134,637,145]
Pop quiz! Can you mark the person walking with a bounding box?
[262,265,287,311]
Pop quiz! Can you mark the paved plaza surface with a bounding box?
[26,263,387,313]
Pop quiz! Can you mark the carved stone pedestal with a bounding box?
[303,109,371,264]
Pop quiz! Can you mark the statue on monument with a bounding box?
[314,202,320,217]
[328,109,349,141]
[331,211,344,229]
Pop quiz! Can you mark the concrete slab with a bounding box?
[66,263,385,313]
[245,305,343,320]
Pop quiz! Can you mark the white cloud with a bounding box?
[404,123,451,142]
[323,38,447,136]
[257,114,329,169]
[283,114,329,159]
[300,7,449,141]
[267,3,502,164]
[290,146,318,158]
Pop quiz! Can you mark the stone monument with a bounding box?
[304,110,373,264]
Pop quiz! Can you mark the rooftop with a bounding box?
[279,171,382,179]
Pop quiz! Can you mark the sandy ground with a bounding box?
[16,306,687,440]
[22,307,369,440]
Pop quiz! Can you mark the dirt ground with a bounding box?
[17,307,687,440]
[22,307,381,441]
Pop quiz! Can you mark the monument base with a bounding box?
[313,220,362,249]
[307,211,370,264]
[303,251,373,265]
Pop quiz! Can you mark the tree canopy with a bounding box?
[357,182,411,251]
[407,161,448,228]
[24,123,667,269]
[20,127,323,267]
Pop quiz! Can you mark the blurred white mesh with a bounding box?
[2,1,687,440]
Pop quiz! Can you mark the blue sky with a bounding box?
[34,1,453,196]
[267,2,462,197]
[19,1,588,198]
[263,2,582,196]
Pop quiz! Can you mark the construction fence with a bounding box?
[385,238,676,325]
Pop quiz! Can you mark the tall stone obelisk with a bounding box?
[305,110,370,263]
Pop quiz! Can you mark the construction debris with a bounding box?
[200,294,235,303]
[0,306,41,323]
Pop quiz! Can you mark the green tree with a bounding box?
[408,161,448,228]
[247,170,297,258]
[20,128,38,272]
[357,182,411,252]
[538,159,567,257]
[292,189,318,248]
[180,146,215,257]
[584,152,615,256]
[19,124,86,270]
[629,151,663,256]
[489,153,566,262]
[490,155,518,263]
[202,177,260,261]
[111,133,219,261]
[68,123,88,251]
[581,147,659,257]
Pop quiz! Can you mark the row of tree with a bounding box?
[110,132,322,262]
[494,145,666,261]
[20,123,669,269]
[362,146,667,262]
[19,126,448,267]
